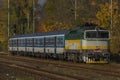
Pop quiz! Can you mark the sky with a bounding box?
[0,0,3,7]
[38,0,47,7]
[0,0,47,7]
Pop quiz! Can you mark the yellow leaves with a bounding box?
[96,2,119,29]
[37,21,70,32]
[38,23,47,32]
[97,2,120,54]
[111,36,120,53]
[96,3,111,28]
[113,2,119,10]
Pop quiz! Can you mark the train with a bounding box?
[9,23,110,63]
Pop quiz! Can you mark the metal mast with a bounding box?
[75,0,77,21]
[110,0,113,30]
[70,0,77,22]
[33,0,35,33]
[8,0,10,37]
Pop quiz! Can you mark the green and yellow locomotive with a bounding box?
[65,24,110,63]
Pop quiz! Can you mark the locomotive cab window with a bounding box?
[85,30,109,39]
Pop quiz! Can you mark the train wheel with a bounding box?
[63,52,68,61]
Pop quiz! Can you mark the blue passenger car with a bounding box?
[9,30,66,58]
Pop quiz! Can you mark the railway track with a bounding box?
[0,55,120,79]
[0,55,89,80]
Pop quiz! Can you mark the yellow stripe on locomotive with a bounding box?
[65,40,109,50]
[65,40,81,50]
[82,46,108,50]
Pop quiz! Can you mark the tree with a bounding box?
[96,3,110,28]
[96,2,120,54]
[9,0,35,35]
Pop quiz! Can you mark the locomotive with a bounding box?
[9,23,110,63]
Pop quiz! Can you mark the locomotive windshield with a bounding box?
[86,31,109,39]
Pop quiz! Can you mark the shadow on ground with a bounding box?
[111,53,120,63]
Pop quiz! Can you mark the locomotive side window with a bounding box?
[86,31,96,38]
[98,31,109,38]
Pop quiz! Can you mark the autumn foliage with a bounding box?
[96,2,120,54]
[0,0,120,54]
[38,23,47,32]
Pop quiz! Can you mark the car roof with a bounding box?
[10,30,67,38]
